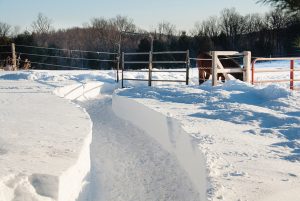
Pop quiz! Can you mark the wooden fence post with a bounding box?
[212,51,218,86]
[148,51,152,86]
[116,43,121,82]
[186,50,190,85]
[121,52,125,88]
[11,43,17,71]
[243,51,251,83]
[290,60,294,90]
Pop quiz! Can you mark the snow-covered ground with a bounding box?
[0,80,92,201]
[0,60,299,201]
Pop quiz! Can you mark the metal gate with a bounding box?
[252,57,300,90]
[121,50,190,88]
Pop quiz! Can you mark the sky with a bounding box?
[0,0,271,32]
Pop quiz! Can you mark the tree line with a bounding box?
[0,6,299,69]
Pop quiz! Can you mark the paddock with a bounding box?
[1,43,300,90]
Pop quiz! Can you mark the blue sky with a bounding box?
[0,0,271,32]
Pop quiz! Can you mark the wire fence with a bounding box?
[0,44,119,70]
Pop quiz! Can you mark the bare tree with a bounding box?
[244,14,264,34]
[0,22,11,37]
[198,16,220,38]
[265,9,290,30]
[220,8,246,48]
[111,15,136,33]
[32,13,53,34]
[157,21,176,38]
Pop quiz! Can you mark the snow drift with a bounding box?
[112,94,207,201]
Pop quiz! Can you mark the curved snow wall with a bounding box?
[112,94,207,201]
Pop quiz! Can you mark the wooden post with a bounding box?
[186,50,190,85]
[212,51,218,86]
[251,61,255,85]
[11,43,17,71]
[290,60,294,90]
[116,43,121,82]
[121,52,125,88]
[148,51,152,86]
[243,51,251,83]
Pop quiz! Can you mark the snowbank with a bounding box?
[112,93,207,201]
[0,80,92,201]
[114,81,300,201]
[1,66,299,201]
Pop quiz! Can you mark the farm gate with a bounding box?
[252,57,300,90]
[121,50,189,88]
[189,51,252,86]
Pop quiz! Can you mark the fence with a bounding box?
[0,43,119,72]
[0,44,16,70]
[121,50,189,88]
[252,57,300,90]
[190,51,251,86]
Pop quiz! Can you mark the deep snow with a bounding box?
[0,61,299,201]
[81,97,201,201]
[0,80,92,201]
[116,81,300,201]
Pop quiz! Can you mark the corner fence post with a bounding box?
[121,52,125,88]
[148,51,152,87]
[243,51,251,83]
[212,51,218,86]
[116,54,120,82]
[116,43,121,83]
[290,60,294,90]
[251,60,255,85]
[186,50,190,85]
[11,43,17,71]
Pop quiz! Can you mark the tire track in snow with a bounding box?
[81,96,201,201]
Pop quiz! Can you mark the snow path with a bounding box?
[80,96,201,201]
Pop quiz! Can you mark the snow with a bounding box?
[0,79,92,201]
[112,94,206,201]
[81,97,201,201]
[0,61,299,201]
[115,80,300,201]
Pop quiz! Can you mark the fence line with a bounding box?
[0,52,12,54]
[27,61,91,70]
[121,50,189,88]
[17,52,117,62]
[15,44,118,55]
[252,57,300,90]
[0,43,121,76]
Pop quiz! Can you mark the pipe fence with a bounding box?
[121,50,189,88]
[252,57,300,90]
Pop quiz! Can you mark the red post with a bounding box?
[290,60,294,90]
[251,61,255,85]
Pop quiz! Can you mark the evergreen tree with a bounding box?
[258,0,300,13]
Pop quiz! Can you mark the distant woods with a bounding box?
[0,8,300,69]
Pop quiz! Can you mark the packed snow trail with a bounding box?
[80,96,201,201]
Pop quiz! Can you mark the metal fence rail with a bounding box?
[252,57,300,90]
[121,50,190,88]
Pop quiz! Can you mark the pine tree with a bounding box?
[258,0,300,13]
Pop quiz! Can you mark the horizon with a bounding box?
[0,0,271,33]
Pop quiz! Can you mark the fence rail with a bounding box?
[121,50,189,88]
[252,57,300,90]
[0,43,120,75]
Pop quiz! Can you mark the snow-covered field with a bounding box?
[0,61,299,201]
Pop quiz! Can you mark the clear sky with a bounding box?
[0,0,271,32]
